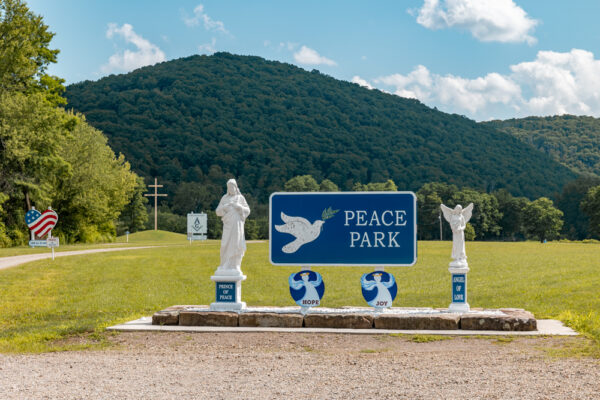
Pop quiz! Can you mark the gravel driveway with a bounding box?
[1,332,598,399]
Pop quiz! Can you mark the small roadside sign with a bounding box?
[187,212,208,241]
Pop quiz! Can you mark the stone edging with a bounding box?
[152,306,537,331]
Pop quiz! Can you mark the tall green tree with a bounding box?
[493,189,529,241]
[353,179,397,192]
[522,198,564,242]
[284,175,319,192]
[0,0,144,245]
[319,179,339,192]
[53,119,138,242]
[556,176,600,239]
[0,92,75,243]
[581,186,600,239]
[0,0,64,102]
[117,176,148,234]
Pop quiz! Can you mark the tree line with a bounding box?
[145,173,600,243]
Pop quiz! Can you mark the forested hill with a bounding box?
[483,115,600,177]
[65,52,576,205]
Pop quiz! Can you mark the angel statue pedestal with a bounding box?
[210,179,250,312]
[441,203,474,313]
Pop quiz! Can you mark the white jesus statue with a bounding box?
[215,179,251,272]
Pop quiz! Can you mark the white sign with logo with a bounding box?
[46,237,60,248]
[187,212,208,241]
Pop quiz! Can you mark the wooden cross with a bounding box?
[144,178,168,231]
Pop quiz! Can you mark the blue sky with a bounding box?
[27,0,600,121]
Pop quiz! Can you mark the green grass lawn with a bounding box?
[0,230,185,257]
[0,232,599,353]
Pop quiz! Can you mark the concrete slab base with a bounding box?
[107,317,578,336]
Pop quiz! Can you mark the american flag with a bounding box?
[25,208,58,238]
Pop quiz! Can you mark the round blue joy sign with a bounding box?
[289,270,325,307]
[361,271,397,309]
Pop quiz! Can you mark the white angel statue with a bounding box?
[440,203,474,265]
[361,272,395,308]
[289,271,322,305]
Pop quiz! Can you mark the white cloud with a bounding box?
[183,4,229,35]
[102,23,166,73]
[351,76,373,89]
[374,49,600,120]
[293,46,337,67]
[510,49,600,115]
[283,42,298,51]
[415,0,538,45]
[198,38,217,55]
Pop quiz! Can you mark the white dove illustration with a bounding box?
[275,212,325,253]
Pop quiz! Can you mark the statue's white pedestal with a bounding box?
[210,268,246,311]
[448,263,470,313]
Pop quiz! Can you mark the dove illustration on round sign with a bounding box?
[275,207,338,253]
[361,271,397,309]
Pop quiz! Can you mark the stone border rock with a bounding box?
[152,306,537,331]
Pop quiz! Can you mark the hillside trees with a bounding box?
[64,52,577,208]
[0,0,143,245]
[486,115,600,177]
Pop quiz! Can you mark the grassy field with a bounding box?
[0,231,599,354]
[0,230,183,257]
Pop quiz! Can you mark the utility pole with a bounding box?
[439,209,443,241]
[144,178,168,231]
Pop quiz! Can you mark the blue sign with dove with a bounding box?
[270,192,417,266]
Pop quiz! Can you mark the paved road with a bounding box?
[0,246,156,270]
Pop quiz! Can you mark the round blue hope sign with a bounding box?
[289,270,325,307]
[361,271,397,308]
